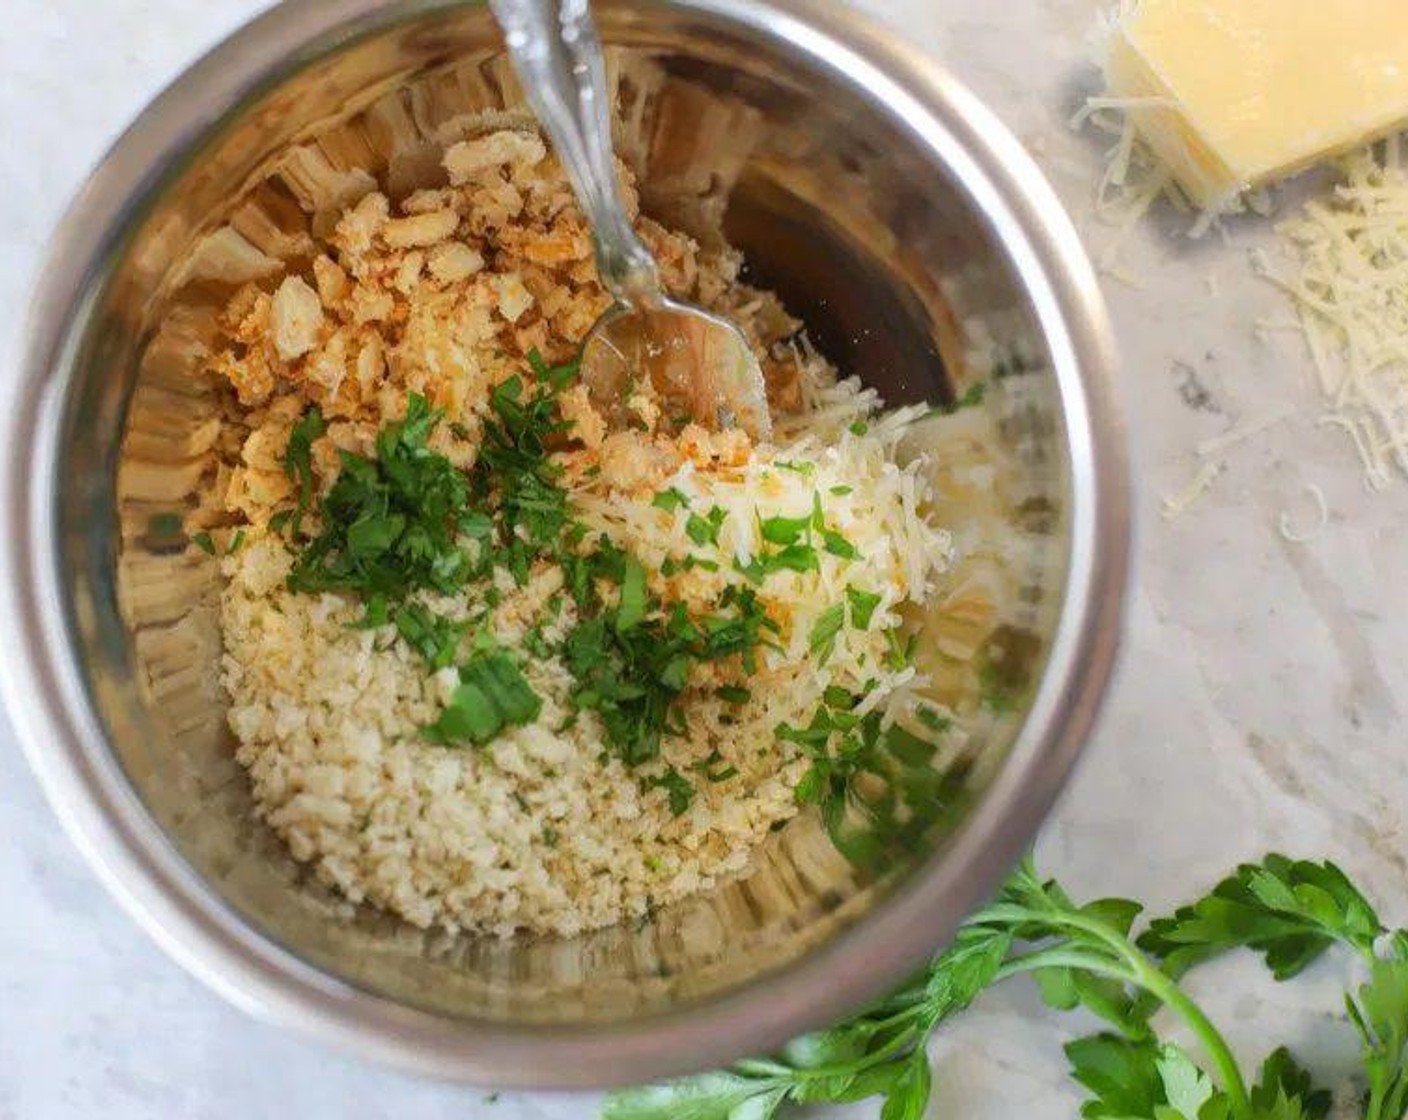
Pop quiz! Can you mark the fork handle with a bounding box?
[489,0,663,306]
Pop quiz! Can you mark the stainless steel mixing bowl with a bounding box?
[2,0,1128,1088]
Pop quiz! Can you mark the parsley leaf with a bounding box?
[759,513,812,546]
[685,506,727,546]
[847,586,883,629]
[602,1072,788,1120]
[808,603,846,663]
[647,767,695,816]
[392,603,465,670]
[1249,1049,1331,1120]
[1064,1034,1166,1119]
[422,650,541,746]
[616,555,649,633]
[822,529,857,558]
[281,405,326,536]
[651,487,689,512]
[1138,855,1383,979]
[1347,943,1408,1120]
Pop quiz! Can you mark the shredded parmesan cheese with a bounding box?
[1160,459,1225,520]
[1278,483,1330,542]
[1259,144,1408,490]
[1195,407,1295,458]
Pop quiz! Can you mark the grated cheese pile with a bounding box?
[1255,143,1408,491]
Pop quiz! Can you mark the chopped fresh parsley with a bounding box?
[282,405,326,536]
[393,603,465,670]
[685,506,727,547]
[353,594,391,629]
[759,513,812,546]
[192,531,216,556]
[715,685,751,705]
[847,586,884,629]
[647,767,695,816]
[651,487,689,513]
[422,650,541,746]
[822,529,857,558]
[525,347,579,391]
[849,419,869,436]
[285,394,480,600]
[808,603,847,663]
[736,542,820,583]
[773,459,816,476]
[690,749,739,783]
[616,555,649,633]
[884,627,916,671]
[562,581,777,766]
[777,684,960,868]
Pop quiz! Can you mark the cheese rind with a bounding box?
[1107,0,1408,208]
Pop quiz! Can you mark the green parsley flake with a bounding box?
[846,586,884,629]
[685,506,727,546]
[651,487,689,512]
[715,685,751,705]
[423,651,542,747]
[809,603,847,663]
[192,531,216,556]
[822,529,857,559]
[616,555,649,633]
[393,603,465,670]
[648,767,695,816]
[281,405,326,536]
[759,513,811,546]
[690,749,739,783]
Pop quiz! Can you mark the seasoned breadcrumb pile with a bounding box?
[207,129,812,531]
[205,127,956,938]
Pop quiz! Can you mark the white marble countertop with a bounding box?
[3,1,1406,1117]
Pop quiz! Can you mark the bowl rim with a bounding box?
[0,0,1130,1088]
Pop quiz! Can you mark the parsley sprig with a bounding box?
[606,853,1408,1120]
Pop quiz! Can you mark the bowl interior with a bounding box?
[53,1,1074,1040]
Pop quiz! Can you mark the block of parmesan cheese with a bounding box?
[1106,0,1408,208]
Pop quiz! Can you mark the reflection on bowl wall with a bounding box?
[5,0,1128,1089]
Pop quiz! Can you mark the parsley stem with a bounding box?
[992,947,1130,982]
[1126,955,1252,1120]
[979,904,1253,1118]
